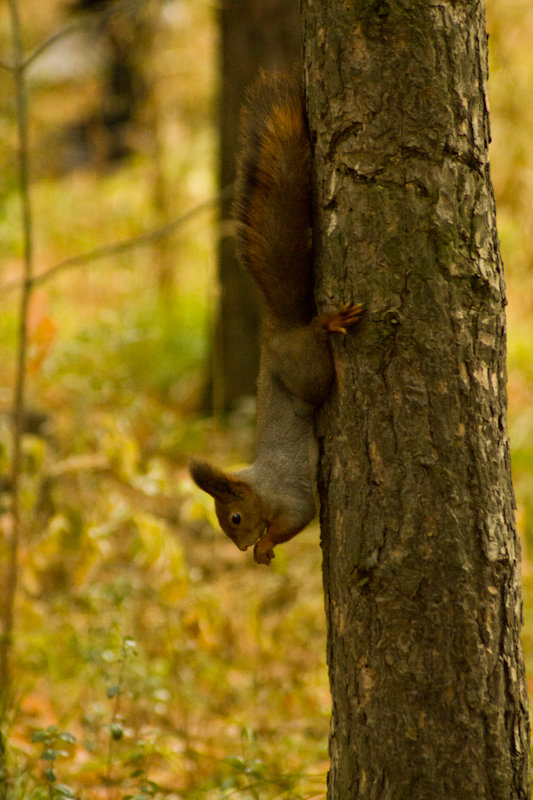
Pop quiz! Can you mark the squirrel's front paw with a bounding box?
[254,540,275,566]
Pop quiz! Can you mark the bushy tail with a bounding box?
[233,70,313,325]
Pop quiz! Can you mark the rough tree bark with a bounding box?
[302,1,530,798]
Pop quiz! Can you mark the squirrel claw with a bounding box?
[321,302,363,334]
[254,541,275,565]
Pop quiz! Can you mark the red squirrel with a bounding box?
[190,70,362,565]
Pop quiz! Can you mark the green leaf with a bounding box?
[226,756,245,770]
[57,732,76,743]
[106,684,121,698]
[44,768,56,782]
[42,749,57,761]
[110,723,124,740]
[54,785,76,798]
[32,731,49,743]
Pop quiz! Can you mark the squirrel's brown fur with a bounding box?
[233,69,313,325]
[190,70,362,565]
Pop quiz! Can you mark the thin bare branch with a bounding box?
[0,184,234,295]
[0,0,144,73]
[22,0,141,71]
[21,20,84,71]
[1,0,34,711]
[46,453,183,523]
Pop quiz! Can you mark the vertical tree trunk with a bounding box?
[215,0,301,412]
[303,2,530,798]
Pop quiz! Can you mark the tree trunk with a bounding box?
[303,2,531,798]
[214,0,302,412]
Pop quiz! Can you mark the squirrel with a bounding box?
[190,69,362,565]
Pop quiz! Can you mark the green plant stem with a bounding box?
[0,0,34,712]
[105,640,127,797]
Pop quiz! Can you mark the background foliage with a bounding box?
[0,0,531,797]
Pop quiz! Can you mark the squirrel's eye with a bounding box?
[231,513,241,525]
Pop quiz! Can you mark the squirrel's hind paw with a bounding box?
[321,302,363,335]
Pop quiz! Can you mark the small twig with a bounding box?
[1,0,34,711]
[104,635,135,796]
[0,184,234,295]
[44,453,183,523]
[20,20,84,72]
[0,0,144,74]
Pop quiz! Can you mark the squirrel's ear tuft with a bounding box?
[190,460,243,502]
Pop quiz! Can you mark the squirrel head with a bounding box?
[190,460,267,551]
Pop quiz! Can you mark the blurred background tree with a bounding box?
[65,0,150,166]
[214,0,302,413]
